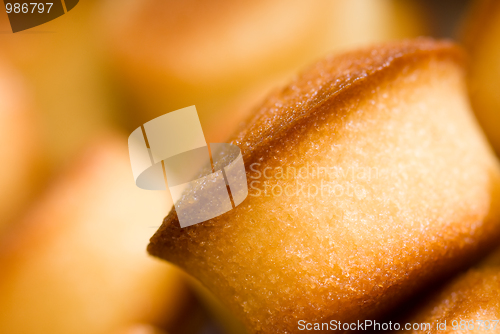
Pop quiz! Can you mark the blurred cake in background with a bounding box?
[101,0,427,141]
[0,2,118,171]
[0,136,187,334]
[0,58,44,233]
[462,0,500,156]
[112,324,169,334]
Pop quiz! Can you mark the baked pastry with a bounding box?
[0,136,185,334]
[399,248,500,333]
[462,0,500,155]
[148,39,500,333]
[103,0,426,140]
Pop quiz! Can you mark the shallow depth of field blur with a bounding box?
[0,0,493,333]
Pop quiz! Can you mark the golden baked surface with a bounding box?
[401,249,500,334]
[230,39,464,162]
[149,39,500,334]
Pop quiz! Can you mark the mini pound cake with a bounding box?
[148,39,500,333]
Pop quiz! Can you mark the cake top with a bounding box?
[231,38,463,163]
[149,38,464,242]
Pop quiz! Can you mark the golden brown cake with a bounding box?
[462,0,500,155]
[400,248,500,334]
[148,39,500,333]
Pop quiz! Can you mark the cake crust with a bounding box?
[149,39,465,240]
